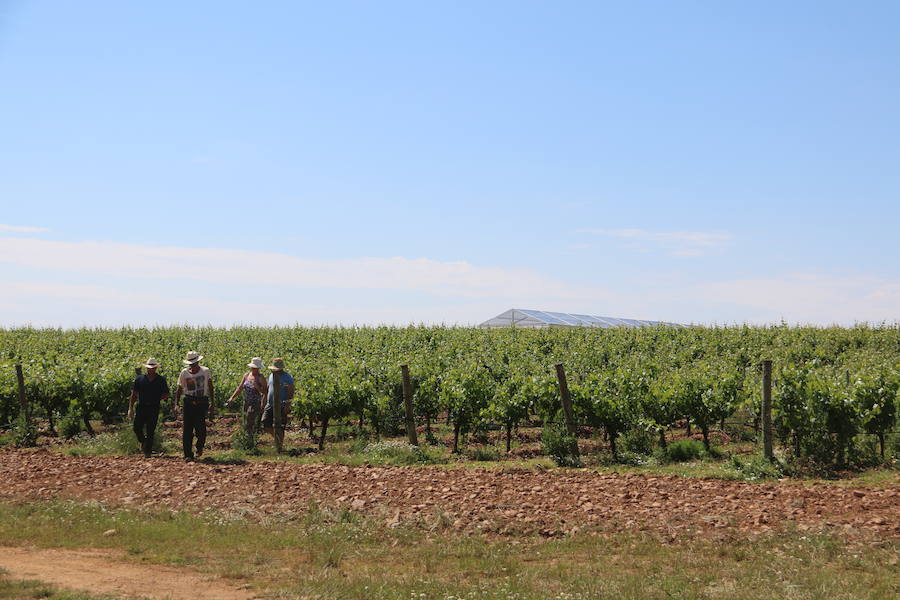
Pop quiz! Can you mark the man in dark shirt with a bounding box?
[129,358,170,458]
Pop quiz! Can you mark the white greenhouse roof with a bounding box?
[479,308,682,329]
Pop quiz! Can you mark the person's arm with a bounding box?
[263,374,273,413]
[228,374,246,405]
[174,371,184,418]
[159,377,171,416]
[258,375,268,413]
[128,381,139,420]
[284,381,295,418]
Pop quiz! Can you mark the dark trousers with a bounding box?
[133,405,159,456]
[182,400,209,458]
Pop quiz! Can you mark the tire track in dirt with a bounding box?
[0,546,259,600]
[1,449,897,538]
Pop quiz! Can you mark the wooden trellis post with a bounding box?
[15,364,28,421]
[554,364,578,436]
[761,360,773,461]
[400,364,418,446]
[273,370,283,452]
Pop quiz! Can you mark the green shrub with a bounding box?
[704,445,725,459]
[59,415,82,440]
[12,415,37,448]
[664,439,704,462]
[230,415,257,452]
[730,454,788,480]
[541,423,582,468]
[620,426,656,456]
[113,426,150,455]
[349,435,371,454]
[847,436,883,469]
[467,444,500,462]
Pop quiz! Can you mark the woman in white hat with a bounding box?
[227,357,268,442]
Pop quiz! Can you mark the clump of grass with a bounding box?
[68,424,167,456]
[730,454,790,481]
[230,421,258,452]
[359,440,446,465]
[615,450,651,466]
[0,576,117,599]
[466,444,501,462]
[662,439,705,462]
[1,499,898,600]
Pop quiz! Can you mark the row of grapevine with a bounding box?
[1,325,897,464]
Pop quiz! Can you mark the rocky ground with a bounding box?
[1,448,897,539]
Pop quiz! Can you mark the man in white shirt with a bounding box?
[175,350,215,461]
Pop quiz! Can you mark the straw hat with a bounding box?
[247,357,264,369]
[183,350,203,365]
[268,357,286,371]
[144,358,160,369]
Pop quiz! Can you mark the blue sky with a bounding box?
[1,0,898,327]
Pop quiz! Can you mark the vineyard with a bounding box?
[1,324,898,468]
[1,324,899,599]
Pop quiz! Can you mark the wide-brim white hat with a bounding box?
[183,350,203,365]
[144,358,160,369]
[247,357,263,369]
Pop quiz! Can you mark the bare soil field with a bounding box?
[1,449,897,539]
[0,546,259,600]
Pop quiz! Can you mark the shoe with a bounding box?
[183,456,195,462]
[143,452,151,458]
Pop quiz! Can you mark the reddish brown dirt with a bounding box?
[1,449,897,539]
[0,546,259,599]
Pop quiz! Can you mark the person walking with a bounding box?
[227,357,268,442]
[175,350,215,461]
[263,357,294,441]
[128,358,170,458]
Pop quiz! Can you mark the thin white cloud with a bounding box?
[0,237,605,301]
[0,224,49,233]
[0,281,547,327]
[3,239,895,327]
[580,228,732,257]
[2,271,896,328]
[697,273,900,325]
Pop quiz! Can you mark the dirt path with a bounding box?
[1,449,898,538]
[0,546,259,600]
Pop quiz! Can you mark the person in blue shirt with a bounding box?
[263,357,294,438]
